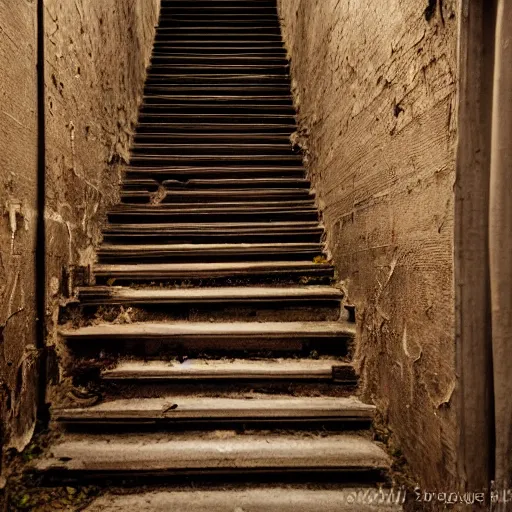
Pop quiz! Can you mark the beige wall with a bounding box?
[278,0,459,488]
[0,0,39,456]
[43,0,159,394]
[0,0,37,456]
[0,0,160,465]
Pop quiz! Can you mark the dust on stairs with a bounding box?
[35,0,402,510]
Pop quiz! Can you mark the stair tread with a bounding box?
[94,261,332,272]
[84,488,402,512]
[60,321,355,339]
[93,261,334,281]
[109,205,316,212]
[35,433,390,472]
[125,179,310,188]
[106,221,320,230]
[55,396,374,421]
[99,242,323,251]
[102,358,352,381]
[78,286,341,304]
[122,165,300,175]
[121,190,311,197]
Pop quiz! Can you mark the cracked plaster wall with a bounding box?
[44,0,159,398]
[0,0,160,468]
[278,0,459,488]
[0,0,39,464]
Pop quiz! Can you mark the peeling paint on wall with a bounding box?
[0,0,39,463]
[0,0,160,476]
[43,0,159,406]
[278,0,458,489]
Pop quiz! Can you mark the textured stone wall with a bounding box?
[0,0,159,465]
[278,0,459,488]
[44,0,159,393]
[0,0,39,457]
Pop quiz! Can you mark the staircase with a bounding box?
[38,0,401,509]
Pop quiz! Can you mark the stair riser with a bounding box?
[65,338,352,362]
[147,66,289,76]
[102,233,323,244]
[155,28,282,36]
[97,255,324,265]
[136,124,295,134]
[137,113,295,123]
[66,304,341,326]
[107,213,319,225]
[35,469,390,487]
[97,375,358,391]
[56,418,371,434]
[123,171,306,181]
[150,57,288,65]
[140,105,295,114]
[150,48,287,55]
[130,144,298,155]
[158,20,280,28]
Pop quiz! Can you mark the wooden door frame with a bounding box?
[455,0,512,497]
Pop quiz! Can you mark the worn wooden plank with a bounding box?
[84,488,403,512]
[55,396,373,425]
[92,261,335,280]
[77,285,342,305]
[60,321,356,341]
[102,358,351,381]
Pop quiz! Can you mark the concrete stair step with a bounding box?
[35,433,390,478]
[54,396,375,426]
[84,488,403,512]
[77,286,342,306]
[61,321,354,356]
[101,359,356,383]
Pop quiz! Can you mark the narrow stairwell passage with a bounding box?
[37,0,401,509]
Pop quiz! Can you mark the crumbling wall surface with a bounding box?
[0,0,39,457]
[44,0,159,383]
[278,0,459,488]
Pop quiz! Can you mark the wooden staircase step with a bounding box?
[84,488,403,512]
[123,166,305,179]
[92,261,335,281]
[54,396,374,425]
[101,359,356,382]
[77,286,342,305]
[141,178,310,189]
[120,190,313,204]
[97,242,324,262]
[136,122,295,133]
[131,143,297,153]
[35,433,390,476]
[61,321,355,342]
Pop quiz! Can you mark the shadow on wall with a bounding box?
[0,0,160,471]
[277,0,459,490]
